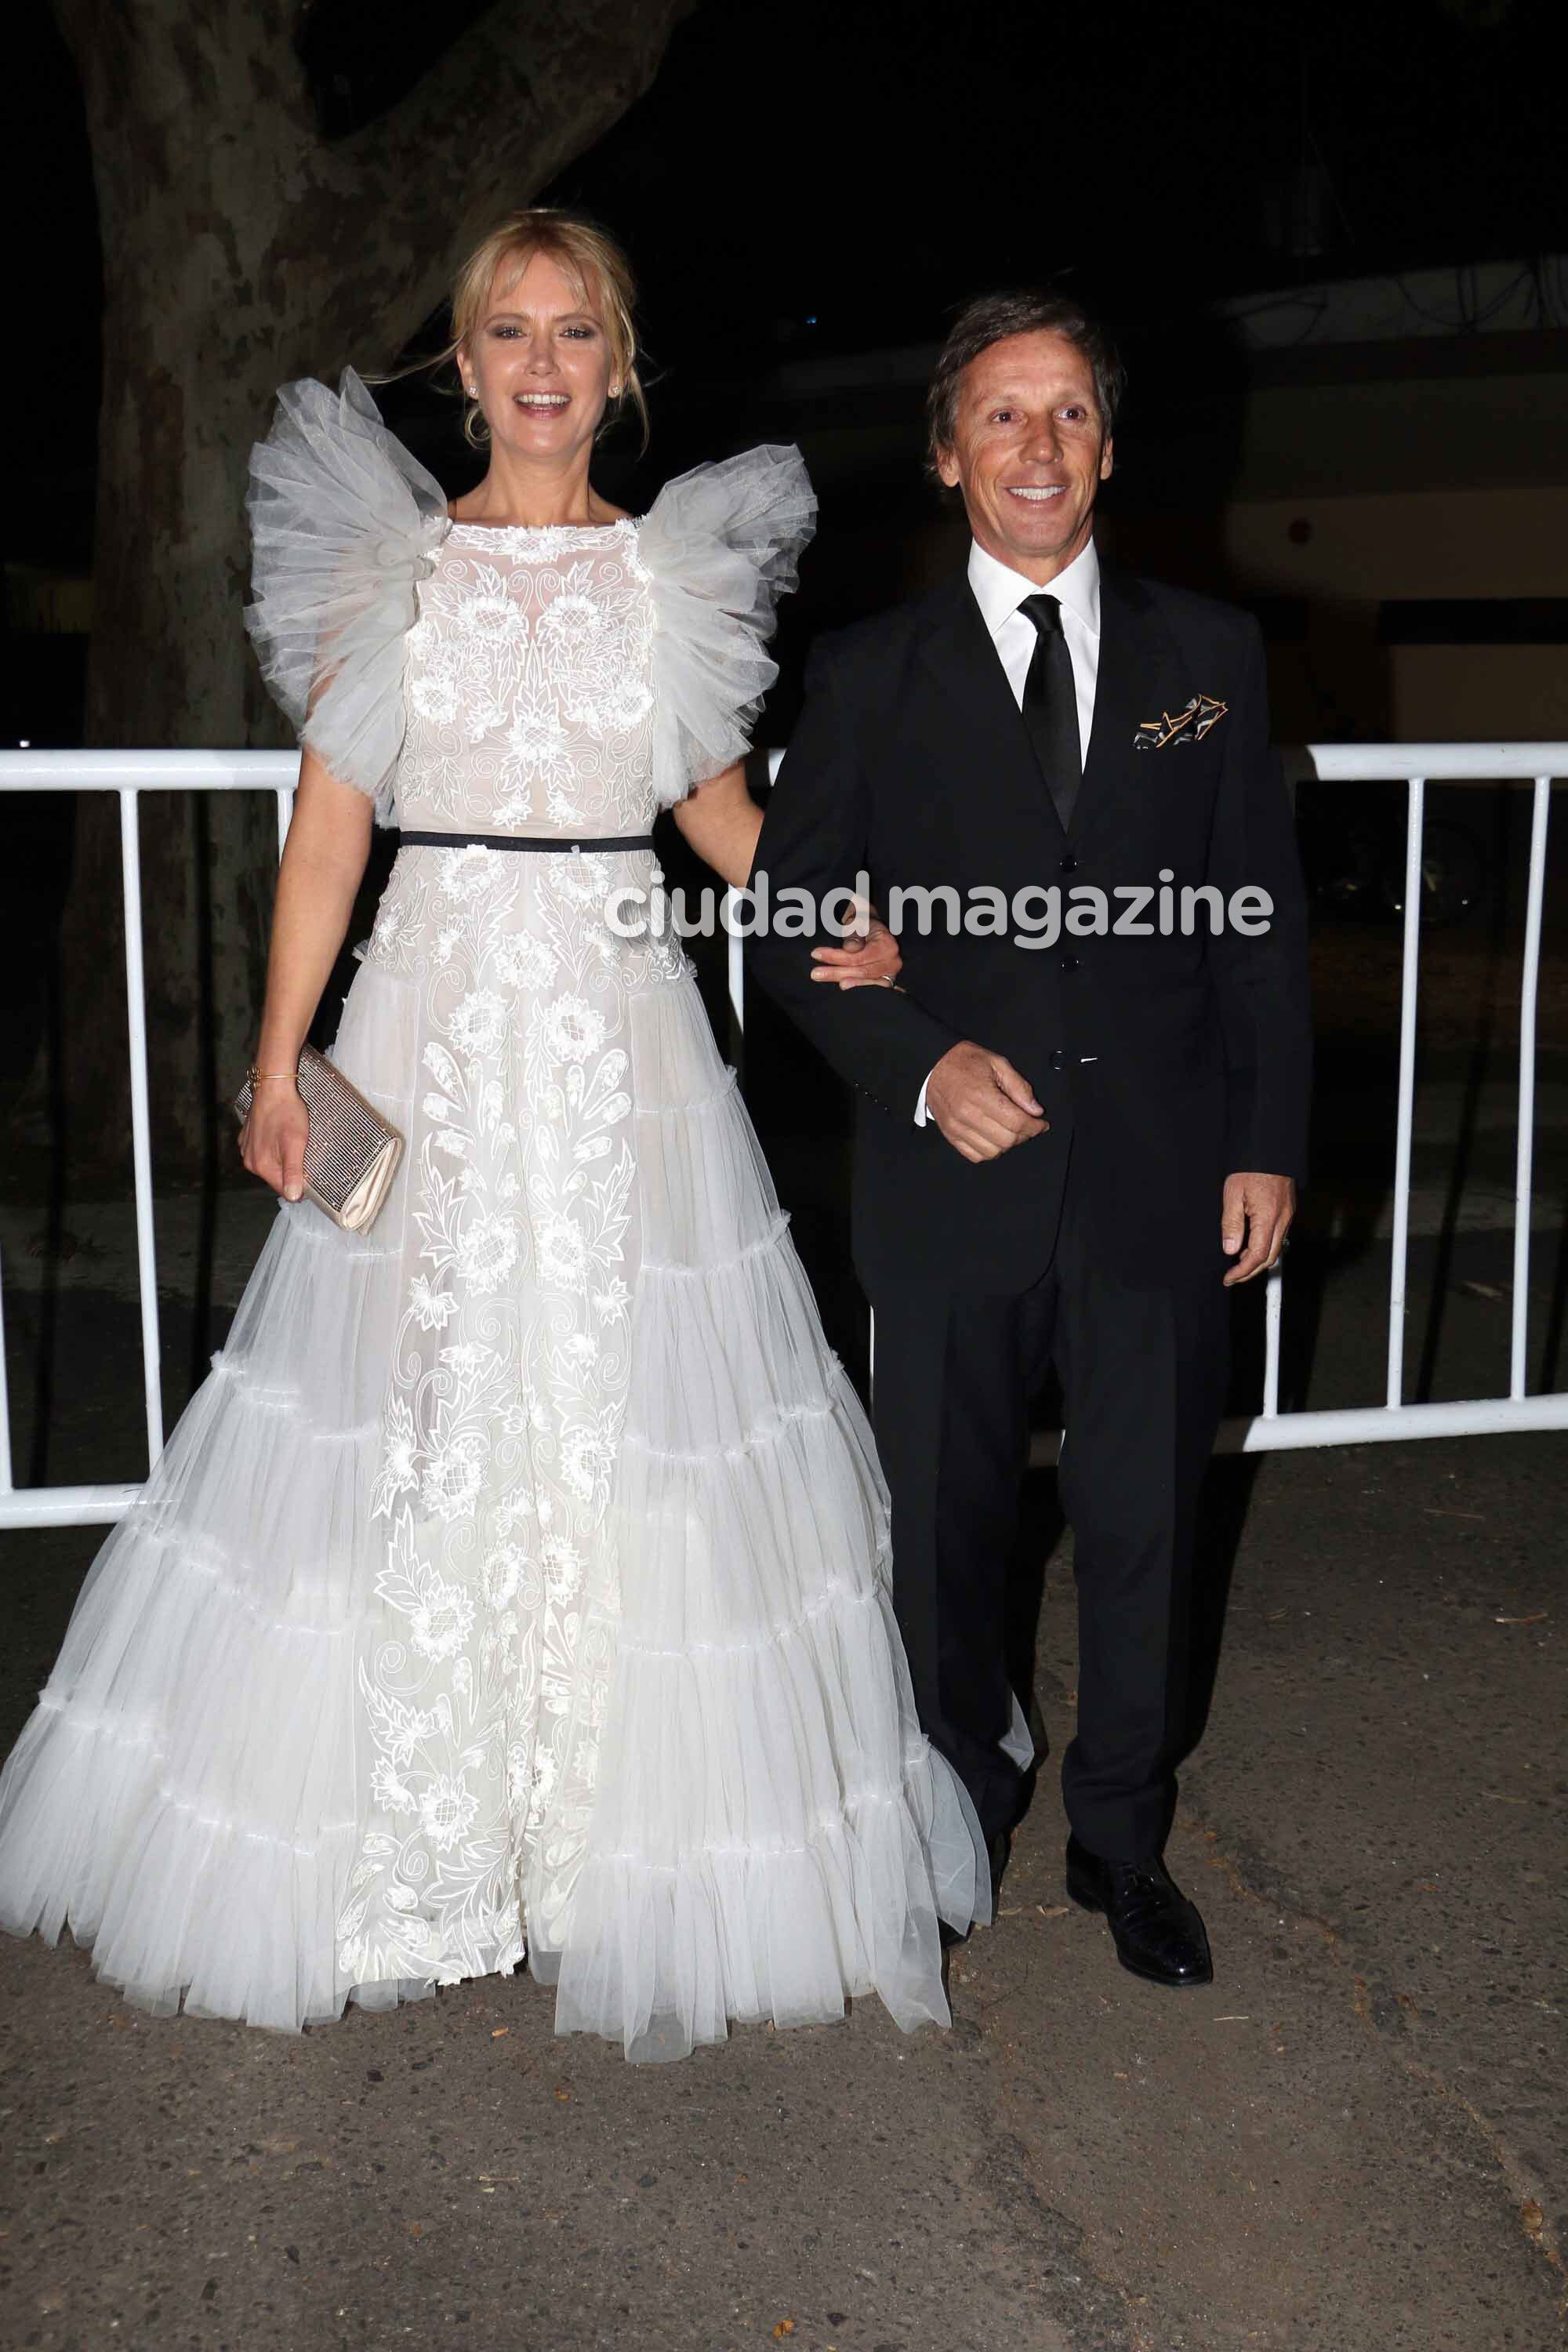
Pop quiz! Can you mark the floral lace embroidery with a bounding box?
[397,521,655,836]
[336,529,685,1991]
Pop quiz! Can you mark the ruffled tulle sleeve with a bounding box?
[637,445,817,811]
[244,368,450,825]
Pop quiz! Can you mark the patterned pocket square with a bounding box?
[1134,693,1228,750]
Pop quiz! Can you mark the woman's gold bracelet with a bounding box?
[247,1065,299,1085]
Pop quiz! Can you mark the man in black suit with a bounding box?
[748,292,1312,1987]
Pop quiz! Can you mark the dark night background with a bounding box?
[12,0,1568,583]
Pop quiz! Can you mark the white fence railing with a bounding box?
[1,751,298,1528]
[1,742,1565,1530]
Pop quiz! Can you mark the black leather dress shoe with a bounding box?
[1065,1834,1214,1987]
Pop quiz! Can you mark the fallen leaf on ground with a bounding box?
[553,2083,573,2102]
[773,2321,797,2339]
[1494,1611,1547,1625]
[491,2027,510,2038]
[1036,1904,1069,1918]
[1522,2199,1544,2240]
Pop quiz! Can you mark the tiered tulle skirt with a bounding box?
[0,855,985,2057]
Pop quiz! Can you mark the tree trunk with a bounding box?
[49,0,694,1178]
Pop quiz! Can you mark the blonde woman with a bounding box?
[0,211,987,2060]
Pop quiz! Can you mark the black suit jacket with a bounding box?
[748,557,1312,1293]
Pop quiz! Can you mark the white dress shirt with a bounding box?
[913,535,1102,1125]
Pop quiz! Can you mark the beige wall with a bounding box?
[1106,487,1568,744]
[1389,646,1568,742]
[1221,488,1568,603]
[1110,487,1568,604]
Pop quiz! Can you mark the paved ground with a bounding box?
[1,1422,1563,2352]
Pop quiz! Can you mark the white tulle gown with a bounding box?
[0,372,986,2058]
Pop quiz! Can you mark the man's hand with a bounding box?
[1221,1172,1296,1284]
[926,1042,1047,1163]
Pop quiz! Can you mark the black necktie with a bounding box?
[1017,593,1082,833]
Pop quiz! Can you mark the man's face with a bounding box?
[936,329,1113,583]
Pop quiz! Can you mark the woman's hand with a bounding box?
[242,749,372,1204]
[241,1076,310,1203]
[810,905,902,990]
[667,766,902,988]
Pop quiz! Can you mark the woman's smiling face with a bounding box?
[463,248,615,463]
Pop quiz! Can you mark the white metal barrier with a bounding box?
[0,751,297,1528]
[0,740,1564,1530]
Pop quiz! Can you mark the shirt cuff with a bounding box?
[914,1070,937,1127]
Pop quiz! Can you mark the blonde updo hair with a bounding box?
[434,208,648,454]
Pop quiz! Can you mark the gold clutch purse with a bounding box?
[234,1044,403,1233]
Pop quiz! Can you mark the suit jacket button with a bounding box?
[1047,1047,1067,1073]
[1059,853,1079,874]
[1061,955,1081,974]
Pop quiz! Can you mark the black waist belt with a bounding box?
[398,829,655,854]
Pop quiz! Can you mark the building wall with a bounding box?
[1107,485,1568,746]
[1221,488,1568,602]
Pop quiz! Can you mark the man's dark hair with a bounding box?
[926,289,1126,480]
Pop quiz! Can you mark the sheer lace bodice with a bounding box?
[400,521,658,837]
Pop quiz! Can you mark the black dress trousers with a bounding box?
[867,1160,1230,1862]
